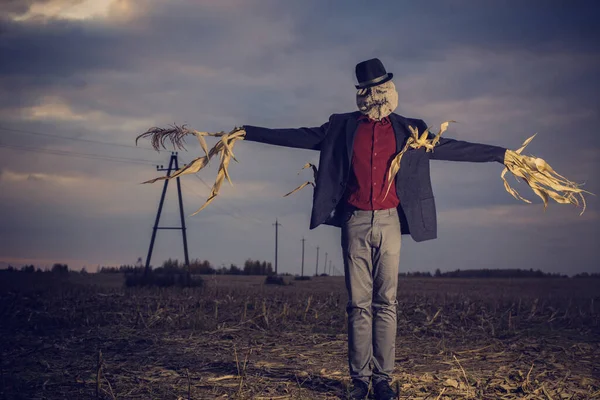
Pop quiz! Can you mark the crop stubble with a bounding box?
[0,273,598,399]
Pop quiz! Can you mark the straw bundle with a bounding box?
[136,125,246,215]
[501,134,592,215]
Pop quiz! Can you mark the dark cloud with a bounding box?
[0,18,135,76]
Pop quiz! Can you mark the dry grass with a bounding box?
[0,273,598,399]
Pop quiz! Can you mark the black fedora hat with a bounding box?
[355,58,393,89]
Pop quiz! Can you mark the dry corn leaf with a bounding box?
[283,181,315,197]
[301,162,318,181]
[502,134,594,215]
[284,163,318,197]
[136,125,246,214]
[192,193,218,216]
[384,121,455,198]
[193,131,210,158]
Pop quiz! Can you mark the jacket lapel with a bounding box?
[389,113,410,152]
[389,113,413,187]
[345,111,360,161]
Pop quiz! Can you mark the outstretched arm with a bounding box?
[136,117,331,215]
[386,119,591,214]
[430,136,507,163]
[243,118,330,151]
[415,119,507,163]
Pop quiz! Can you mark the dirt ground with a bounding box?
[1,273,599,399]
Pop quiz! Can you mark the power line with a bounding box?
[0,125,257,221]
[0,126,157,151]
[273,218,281,275]
[177,155,214,191]
[0,143,158,165]
[2,125,317,266]
[0,127,257,222]
[179,174,266,226]
[178,155,268,226]
[315,246,320,276]
[301,237,306,277]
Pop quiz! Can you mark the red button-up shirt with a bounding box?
[344,115,400,210]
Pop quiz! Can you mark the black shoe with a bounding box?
[373,380,396,400]
[347,379,369,400]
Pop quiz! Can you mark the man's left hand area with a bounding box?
[501,142,592,215]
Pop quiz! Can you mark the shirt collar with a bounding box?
[358,114,391,125]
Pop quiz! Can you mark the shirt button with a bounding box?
[374,152,377,156]
[374,167,377,170]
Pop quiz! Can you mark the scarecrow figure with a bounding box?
[137,58,590,400]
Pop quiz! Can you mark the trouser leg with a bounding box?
[371,209,401,385]
[342,209,374,384]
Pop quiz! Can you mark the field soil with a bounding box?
[1,273,599,399]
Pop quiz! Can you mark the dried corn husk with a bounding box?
[501,134,593,215]
[283,181,315,197]
[284,163,318,197]
[136,125,246,215]
[384,121,455,198]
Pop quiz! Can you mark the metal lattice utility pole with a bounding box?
[301,237,306,277]
[144,152,190,275]
[315,246,320,276]
[273,219,281,275]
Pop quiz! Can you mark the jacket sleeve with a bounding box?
[417,119,507,163]
[243,116,331,151]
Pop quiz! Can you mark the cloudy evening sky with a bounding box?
[0,0,598,275]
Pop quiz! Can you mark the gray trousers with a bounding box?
[341,207,401,385]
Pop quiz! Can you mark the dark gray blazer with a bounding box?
[243,111,506,242]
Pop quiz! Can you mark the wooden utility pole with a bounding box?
[329,260,332,275]
[301,237,306,277]
[144,152,189,275]
[273,219,281,275]
[323,252,328,277]
[333,265,342,276]
[315,246,320,276]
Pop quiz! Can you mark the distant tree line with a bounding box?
[401,268,574,278]
[2,263,70,274]
[98,258,275,276]
[572,272,600,279]
[98,265,145,274]
[2,264,597,279]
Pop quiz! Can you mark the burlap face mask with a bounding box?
[356,80,398,121]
